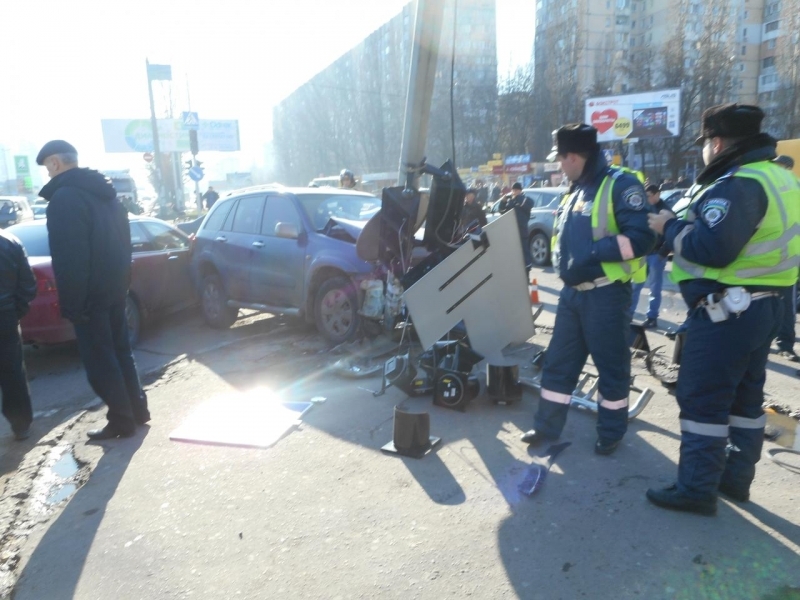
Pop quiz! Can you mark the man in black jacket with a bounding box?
[37,140,149,440]
[0,229,36,440]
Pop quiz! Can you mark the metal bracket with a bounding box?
[519,370,654,421]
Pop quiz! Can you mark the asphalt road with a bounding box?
[2,267,799,599]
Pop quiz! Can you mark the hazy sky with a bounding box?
[2,0,534,184]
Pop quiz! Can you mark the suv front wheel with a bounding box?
[314,276,359,344]
[529,232,550,267]
[201,273,239,329]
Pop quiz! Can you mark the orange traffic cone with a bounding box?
[529,278,540,304]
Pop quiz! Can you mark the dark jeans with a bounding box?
[0,323,32,433]
[73,302,148,432]
[775,283,797,351]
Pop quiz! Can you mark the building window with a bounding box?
[762,56,775,68]
[767,39,776,49]
[741,45,746,55]
[765,20,780,32]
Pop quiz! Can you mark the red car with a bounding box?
[8,216,196,346]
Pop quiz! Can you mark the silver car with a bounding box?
[486,187,568,267]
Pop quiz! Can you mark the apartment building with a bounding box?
[535,0,765,102]
[273,0,497,186]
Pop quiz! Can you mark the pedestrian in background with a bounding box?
[0,228,36,441]
[339,169,357,189]
[474,179,489,209]
[646,104,800,515]
[499,182,534,270]
[772,154,799,362]
[459,187,487,235]
[37,140,150,440]
[629,184,670,328]
[202,186,219,210]
[521,124,655,455]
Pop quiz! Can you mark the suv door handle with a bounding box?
[252,241,265,248]
[168,255,180,261]
[215,236,227,242]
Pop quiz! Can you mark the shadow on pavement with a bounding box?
[12,430,148,600]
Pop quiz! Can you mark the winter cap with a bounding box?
[36,140,78,165]
[511,182,523,190]
[694,103,764,146]
[466,187,478,196]
[547,124,599,161]
[774,155,795,170]
[645,184,660,194]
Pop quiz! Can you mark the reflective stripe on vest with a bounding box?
[592,170,646,283]
[672,162,800,286]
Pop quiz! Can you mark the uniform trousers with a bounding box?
[675,296,780,499]
[0,322,32,433]
[535,282,632,443]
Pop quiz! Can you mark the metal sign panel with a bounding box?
[101,119,240,153]
[585,89,681,142]
[403,212,535,363]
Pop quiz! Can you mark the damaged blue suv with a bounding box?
[190,185,382,344]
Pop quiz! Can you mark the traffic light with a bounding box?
[189,129,199,155]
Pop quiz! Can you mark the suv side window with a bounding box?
[231,196,265,234]
[261,196,301,236]
[203,200,233,232]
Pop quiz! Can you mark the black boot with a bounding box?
[646,484,717,516]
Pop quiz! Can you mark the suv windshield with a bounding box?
[296,193,381,230]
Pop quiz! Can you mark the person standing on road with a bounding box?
[202,186,219,210]
[459,187,487,234]
[499,182,534,270]
[646,104,800,515]
[0,229,36,441]
[520,124,655,455]
[772,154,799,362]
[339,169,357,189]
[629,184,670,328]
[37,140,150,440]
[474,179,489,209]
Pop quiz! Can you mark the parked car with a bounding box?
[0,196,34,228]
[176,215,205,236]
[8,216,197,346]
[660,188,690,210]
[32,205,47,220]
[190,186,383,344]
[486,187,568,267]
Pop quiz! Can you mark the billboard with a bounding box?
[585,89,681,142]
[101,119,240,153]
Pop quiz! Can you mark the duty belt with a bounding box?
[694,290,780,309]
[571,276,614,291]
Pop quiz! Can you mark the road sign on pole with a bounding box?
[182,111,200,130]
[188,165,204,182]
[143,152,154,163]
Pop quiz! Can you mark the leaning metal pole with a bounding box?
[397,0,446,190]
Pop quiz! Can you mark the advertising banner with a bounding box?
[585,89,681,142]
[101,119,240,153]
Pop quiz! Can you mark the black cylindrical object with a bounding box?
[487,363,522,404]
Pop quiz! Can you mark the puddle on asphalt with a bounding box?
[47,484,77,505]
[26,445,83,510]
[51,452,79,479]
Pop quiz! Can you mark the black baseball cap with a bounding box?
[36,140,78,165]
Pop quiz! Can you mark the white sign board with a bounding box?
[101,119,240,153]
[403,212,536,363]
[585,89,681,142]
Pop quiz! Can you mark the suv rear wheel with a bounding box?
[529,232,550,267]
[201,273,239,329]
[314,276,359,344]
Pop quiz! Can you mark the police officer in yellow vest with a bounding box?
[646,104,800,515]
[521,124,655,454]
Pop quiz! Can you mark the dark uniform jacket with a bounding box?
[0,229,36,331]
[500,192,534,240]
[40,168,132,323]
[460,201,487,230]
[555,152,655,287]
[662,133,780,308]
